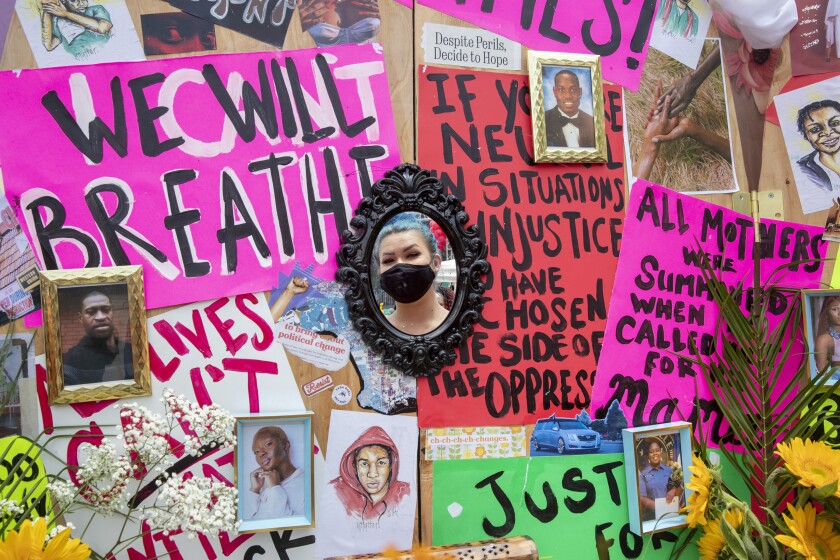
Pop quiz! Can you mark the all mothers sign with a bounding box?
[0,45,400,308]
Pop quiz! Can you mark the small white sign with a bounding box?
[422,22,521,71]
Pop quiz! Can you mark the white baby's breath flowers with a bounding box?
[162,389,236,455]
[116,402,172,472]
[144,476,238,538]
[0,498,24,521]
[46,521,76,542]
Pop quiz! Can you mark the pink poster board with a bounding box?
[591,181,827,444]
[0,45,401,309]
[417,0,657,90]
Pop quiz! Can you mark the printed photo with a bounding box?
[790,0,840,76]
[141,12,216,56]
[41,266,150,405]
[649,0,713,68]
[775,75,840,214]
[235,413,314,533]
[15,0,144,68]
[802,289,840,385]
[622,422,692,535]
[299,0,381,47]
[625,38,737,194]
[0,194,40,325]
[315,411,417,557]
[529,409,627,456]
[528,51,606,163]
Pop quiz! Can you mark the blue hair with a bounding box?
[372,215,439,276]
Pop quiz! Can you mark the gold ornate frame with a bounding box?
[41,265,150,404]
[234,412,315,533]
[528,51,606,163]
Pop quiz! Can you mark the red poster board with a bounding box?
[416,66,625,427]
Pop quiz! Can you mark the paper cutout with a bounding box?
[141,12,216,56]
[591,181,826,445]
[165,0,295,47]
[625,39,738,195]
[315,410,418,557]
[425,427,527,460]
[790,0,840,76]
[269,266,416,415]
[774,74,840,214]
[766,72,840,125]
[416,0,658,90]
[649,0,713,68]
[416,66,624,427]
[421,23,521,70]
[15,0,144,68]
[0,334,35,437]
[0,190,40,325]
[0,45,401,310]
[432,455,685,559]
[299,0,381,47]
[33,295,323,560]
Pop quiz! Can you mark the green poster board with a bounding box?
[432,454,699,560]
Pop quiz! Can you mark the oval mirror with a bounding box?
[370,212,456,336]
[336,164,489,377]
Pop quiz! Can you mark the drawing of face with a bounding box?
[647,441,663,468]
[62,0,89,14]
[553,71,582,117]
[354,445,391,502]
[252,435,288,472]
[804,106,840,156]
[79,292,113,340]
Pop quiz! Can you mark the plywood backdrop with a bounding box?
[0,0,835,546]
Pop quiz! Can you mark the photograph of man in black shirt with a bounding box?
[62,288,133,386]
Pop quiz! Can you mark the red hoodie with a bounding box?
[330,426,410,521]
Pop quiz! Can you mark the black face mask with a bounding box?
[379,263,436,304]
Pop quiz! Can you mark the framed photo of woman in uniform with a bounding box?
[235,413,315,533]
[622,422,691,535]
[527,51,606,164]
[802,289,840,385]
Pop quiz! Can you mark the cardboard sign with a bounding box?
[416,0,658,90]
[33,294,322,560]
[416,66,625,427]
[165,0,295,47]
[0,45,401,310]
[0,436,53,533]
[591,181,826,445]
[432,455,693,559]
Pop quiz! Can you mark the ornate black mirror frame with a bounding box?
[336,163,490,377]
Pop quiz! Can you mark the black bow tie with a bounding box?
[557,113,583,128]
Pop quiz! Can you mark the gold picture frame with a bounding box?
[234,412,315,533]
[41,265,150,404]
[528,51,606,163]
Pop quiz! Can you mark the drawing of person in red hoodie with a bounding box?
[329,426,410,521]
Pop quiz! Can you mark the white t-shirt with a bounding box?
[251,468,306,519]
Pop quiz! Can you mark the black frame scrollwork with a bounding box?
[336,163,490,377]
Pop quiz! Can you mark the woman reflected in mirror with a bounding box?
[373,215,449,335]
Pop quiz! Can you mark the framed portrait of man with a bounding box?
[235,413,315,533]
[41,265,150,405]
[622,421,692,535]
[528,51,606,163]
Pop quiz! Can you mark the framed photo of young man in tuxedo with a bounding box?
[528,52,606,163]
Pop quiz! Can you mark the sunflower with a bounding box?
[776,503,840,560]
[776,438,840,497]
[0,518,90,560]
[697,509,744,560]
[683,454,714,527]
